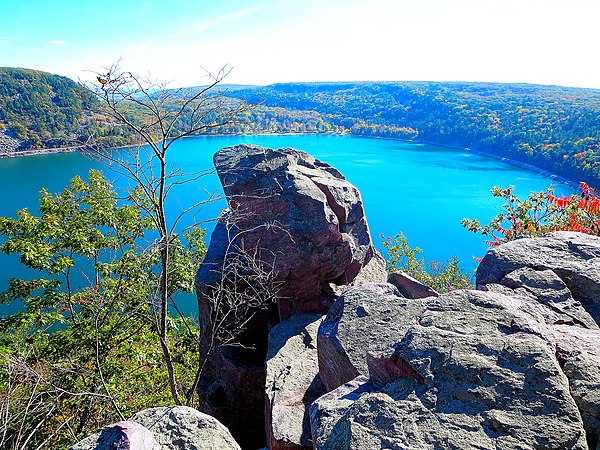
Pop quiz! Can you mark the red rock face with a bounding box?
[195,145,378,448]
[197,144,375,321]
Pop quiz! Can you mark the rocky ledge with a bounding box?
[73,145,600,450]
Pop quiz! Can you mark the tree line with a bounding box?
[2,69,600,186]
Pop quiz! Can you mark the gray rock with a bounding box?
[195,145,377,447]
[499,266,598,328]
[70,421,158,450]
[312,287,589,449]
[265,313,327,450]
[0,129,22,156]
[476,231,600,323]
[317,283,427,392]
[130,406,241,450]
[545,324,600,447]
[388,271,440,299]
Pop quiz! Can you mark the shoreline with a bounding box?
[0,133,580,189]
[411,138,579,189]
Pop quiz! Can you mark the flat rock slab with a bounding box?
[265,313,327,450]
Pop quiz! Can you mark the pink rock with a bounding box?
[388,271,440,299]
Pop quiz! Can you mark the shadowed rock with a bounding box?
[265,313,327,450]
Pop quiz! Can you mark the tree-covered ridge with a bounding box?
[227,82,600,185]
[3,68,600,186]
[0,68,103,149]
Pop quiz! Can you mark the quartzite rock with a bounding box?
[317,283,425,392]
[69,421,158,450]
[476,231,600,323]
[265,313,327,450]
[545,324,600,447]
[197,144,376,321]
[129,406,241,450]
[311,288,589,449]
[195,145,378,448]
[388,271,440,299]
[498,266,598,329]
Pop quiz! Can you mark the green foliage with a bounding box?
[381,232,472,293]
[0,170,206,449]
[4,68,600,188]
[462,182,600,246]
[0,67,138,151]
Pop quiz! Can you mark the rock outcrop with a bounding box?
[197,144,377,321]
[195,145,380,448]
[70,407,240,450]
[0,130,22,156]
[313,287,590,449]
[75,146,600,450]
[476,231,600,323]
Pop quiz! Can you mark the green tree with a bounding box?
[0,170,206,449]
[84,63,251,405]
[381,232,472,292]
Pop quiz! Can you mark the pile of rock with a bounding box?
[73,146,600,450]
[0,129,22,156]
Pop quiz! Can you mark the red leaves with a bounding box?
[548,194,572,208]
[484,239,501,247]
[580,181,591,197]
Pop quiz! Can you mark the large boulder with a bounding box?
[130,406,241,450]
[311,288,590,449]
[195,145,379,448]
[317,283,425,391]
[197,144,377,321]
[70,421,158,450]
[476,231,600,323]
[70,407,241,450]
[265,313,327,450]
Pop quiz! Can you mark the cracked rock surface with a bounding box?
[313,286,594,449]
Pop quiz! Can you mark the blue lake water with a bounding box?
[0,134,575,311]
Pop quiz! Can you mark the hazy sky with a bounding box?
[2,0,599,88]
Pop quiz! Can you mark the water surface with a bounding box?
[0,134,574,311]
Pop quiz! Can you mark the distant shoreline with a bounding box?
[0,133,580,190]
[410,138,579,189]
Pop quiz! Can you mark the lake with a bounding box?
[0,134,575,309]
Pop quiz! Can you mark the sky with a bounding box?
[1,0,599,89]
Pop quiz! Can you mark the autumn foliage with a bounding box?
[462,182,600,249]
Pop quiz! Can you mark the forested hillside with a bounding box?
[2,68,600,186]
[0,68,134,151]
[227,82,600,185]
